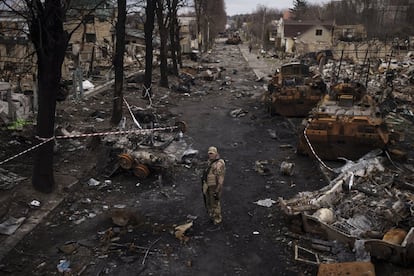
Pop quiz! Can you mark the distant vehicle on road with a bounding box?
[226,32,242,45]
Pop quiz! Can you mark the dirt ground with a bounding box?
[0,40,413,275]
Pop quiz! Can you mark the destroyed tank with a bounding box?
[265,62,326,117]
[225,33,242,45]
[297,81,389,161]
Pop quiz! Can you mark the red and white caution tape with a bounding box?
[0,125,178,165]
[0,137,54,165]
[54,126,178,139]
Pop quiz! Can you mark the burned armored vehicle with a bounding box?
[265,62,327,117]
[225,32,242,45]
[297,81,389,161]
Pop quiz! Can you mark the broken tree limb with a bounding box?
[142,237,161,265]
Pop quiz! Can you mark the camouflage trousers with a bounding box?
[202,182,222,225]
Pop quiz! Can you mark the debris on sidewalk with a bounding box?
[253,198,276,208]
[56,259,71,273]
[280,161,295,176]
[0,168,26,190]
[0,217,26,235]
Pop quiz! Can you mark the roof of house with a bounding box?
[284,20,334,38]
[70,0,115,8]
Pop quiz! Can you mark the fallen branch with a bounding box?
[142,237,161,265]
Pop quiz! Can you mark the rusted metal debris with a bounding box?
[102,120,191,179]
[279,150,414,266]
[317,261,376,276]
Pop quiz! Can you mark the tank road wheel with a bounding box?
[119,153,134,170]
[174,121,188,133]
[133,164,150,178]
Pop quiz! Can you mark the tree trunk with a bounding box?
[203,15,208,52]
[30,1,69,193]
[32,62,59,193]
[168,0,178,75]
[156,0,169,88]
[194,0,203,52]
[88,46,95,78]
[143,0,156,98]
[175,17,182,68]
[112,0,126,125]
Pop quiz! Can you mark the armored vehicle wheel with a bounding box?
[133,164,150,178]
[119,153,134,170]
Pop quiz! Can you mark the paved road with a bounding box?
[238,43,279,82]
[0,41,324,275]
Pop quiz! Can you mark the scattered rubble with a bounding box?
[0,217,26,235]
[280,150,414,266]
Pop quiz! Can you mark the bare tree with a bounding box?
[143,0,156,98]
[193,0,225,52]
[155,0,169,88]
[111,0,126,125]
[193,0,204,51]
[26,0,70,193]
[248,6,281,49]
[0,0,112,193]
[167,0,182,75]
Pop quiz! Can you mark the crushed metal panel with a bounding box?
[302,214,356,248]
[281,152,414,266]
[294,244,320,265]
[317,261,375,276]
[364,227,414,266]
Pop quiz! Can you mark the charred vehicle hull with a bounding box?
[267,84,326,117]
[298,115,389,160]
[297,82,389,160]
[226,33,242,45]
[265,62,326,117]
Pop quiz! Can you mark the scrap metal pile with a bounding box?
[102,117,192,179]
[280,149,414,266]
[275,50,414,267]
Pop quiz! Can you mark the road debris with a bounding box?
[317,261,375,275]
[174,221,193,242]
[280,161,295,176]
[253,198,276,208]
[280,149,414,266]
[0,168,26,190]
[0,217,26,235]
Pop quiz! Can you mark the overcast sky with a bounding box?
[225,0,330,16]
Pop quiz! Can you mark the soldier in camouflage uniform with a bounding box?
[201,146,226,225]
